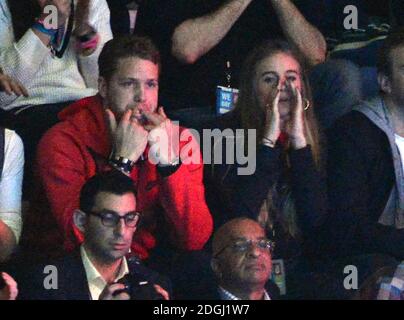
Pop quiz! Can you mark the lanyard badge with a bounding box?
[51,0,75,59]
[216,60,239,115]
[271,258,287,296]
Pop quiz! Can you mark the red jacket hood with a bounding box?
[57,94,111,156]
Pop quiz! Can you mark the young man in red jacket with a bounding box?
[26,35,213,266]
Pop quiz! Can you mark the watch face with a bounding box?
[168,158,180,166]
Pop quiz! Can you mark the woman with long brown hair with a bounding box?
[205,39,327,298]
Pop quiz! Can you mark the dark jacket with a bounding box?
[25,95,212,260]
[190,279,281,300]
[16,250,171,300]
[202,111,328,261]
[325,109,404,259]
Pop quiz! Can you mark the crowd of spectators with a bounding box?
[0,0,404,300]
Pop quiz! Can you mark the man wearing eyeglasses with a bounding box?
[192,218,279,300]
[24,35,213,270]
[17,171,170,300]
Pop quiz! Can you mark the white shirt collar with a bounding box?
[80,245,129,300]
[218,286,271,300]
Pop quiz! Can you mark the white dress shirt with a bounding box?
[218,286,271,300]
[80,245,129,300]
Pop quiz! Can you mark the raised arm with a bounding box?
[171,0,253,64]
[270,0,326,66]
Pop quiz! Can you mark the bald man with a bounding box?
[209,218,279,300]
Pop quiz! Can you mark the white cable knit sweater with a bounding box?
[0,0,113,111]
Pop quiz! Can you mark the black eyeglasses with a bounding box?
[87,210,141,228]
[214,239,275,257]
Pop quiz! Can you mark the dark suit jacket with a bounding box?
[17,251,171,300]
[187,278,281,300]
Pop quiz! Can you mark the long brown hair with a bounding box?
[234,40,322,239]
[235,39,321,166]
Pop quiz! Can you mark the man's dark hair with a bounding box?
[377,27,404,77]
[98,35,161,81]
[79,171,135,213]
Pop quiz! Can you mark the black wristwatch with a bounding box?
[109,155,136,174]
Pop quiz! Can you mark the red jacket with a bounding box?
[34,95,213,259]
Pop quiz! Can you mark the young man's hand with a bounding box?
[142,107,180,166]
[106,108,149,163]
